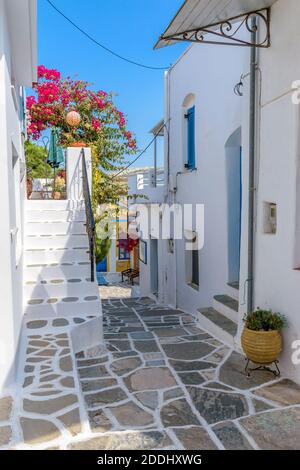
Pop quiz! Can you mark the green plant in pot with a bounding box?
[52,176,65,200]
[241,309,286,365]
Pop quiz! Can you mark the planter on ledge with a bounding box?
[69,142,87,148]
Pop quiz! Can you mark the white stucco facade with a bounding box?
[238,0,300,381]
[0,0,37,393]
[132,0,300,384]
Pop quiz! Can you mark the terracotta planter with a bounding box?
[241,327,282,364]
[69,142,87,148]
[53,192,61,200]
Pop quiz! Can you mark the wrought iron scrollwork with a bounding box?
[81,148,96,282]
[162,8,271,48]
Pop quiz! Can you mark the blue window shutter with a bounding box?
[187,106,195,169]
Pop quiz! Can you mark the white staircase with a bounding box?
[197,287,240,347]
[24,199,101,322]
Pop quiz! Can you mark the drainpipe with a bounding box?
[247,16,257,313]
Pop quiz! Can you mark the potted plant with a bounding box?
[52,175,65,200]
[241,309,286,364]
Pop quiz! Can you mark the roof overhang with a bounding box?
[155,0,279,49]
[6,0,37,86]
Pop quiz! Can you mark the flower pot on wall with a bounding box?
[69,142,87,148]
[53,191,61,200]
[241,328,282,364]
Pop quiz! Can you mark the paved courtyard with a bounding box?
[1,292,300,449]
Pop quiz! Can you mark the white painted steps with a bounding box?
[27,200,84,211]
[24,280,98,300]
[227,282,239,302]
[24,200,102,327]
[24,300,100,319]
[25,234,88,250]
[24,264,91,282]
[26,222,86,235]
[197,293,239,347]
[213,294,238,323]
[24,248,89,265]
[26,209,86,222]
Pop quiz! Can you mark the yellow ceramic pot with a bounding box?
[241,327,282,364]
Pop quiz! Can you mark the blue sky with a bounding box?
[38,0,186,167]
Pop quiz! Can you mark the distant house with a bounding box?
[98,167,163,278]
[0,0,37,392]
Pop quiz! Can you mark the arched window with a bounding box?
[182,94,196,170]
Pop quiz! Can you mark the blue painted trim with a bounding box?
[187,106,196,169]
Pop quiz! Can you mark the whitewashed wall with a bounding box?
[0,0,36,393]
[238,0,300,383]
[163,42,246,313]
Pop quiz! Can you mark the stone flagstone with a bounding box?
[161,398,200,427]
[162,341,214,360]
[253,379,300,406]
[213,421,253,450]
[124,367,177,392]
[240,408,300,450]
[23,394,78,414]
[187,387,249,424]
[0,426,12,446]
[20,417,61,445]
[108,401,154,427]
[173,426,218,450]
[0,397,13,421]
[69,430,173,450]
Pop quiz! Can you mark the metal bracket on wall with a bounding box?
[161,8,271,48]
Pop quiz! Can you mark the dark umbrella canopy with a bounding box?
[47,130,64,169]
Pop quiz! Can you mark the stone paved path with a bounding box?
[1,295,300,450]
[73,297,300,450]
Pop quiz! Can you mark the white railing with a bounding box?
[136,170,165,190]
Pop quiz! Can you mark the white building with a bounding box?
[130,0,300,383]
[0,0,37,392]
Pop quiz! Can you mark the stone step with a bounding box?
[26,209,86,223]
[227,282,239,301]
[25,221,87,235]
[24,264,91,282]
[26,200,84,211]
[24,248,89,265]
[24,297,100,319]
[197,307,238,347]
[24,279,99,301]
[25,234,88,250]
[213,294,239,323]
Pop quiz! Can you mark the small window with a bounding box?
[191,249,199,286]
[185,247,199,289]
[118,243,130,261]
[185,106,196,169]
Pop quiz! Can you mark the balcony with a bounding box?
[128,169,165,204]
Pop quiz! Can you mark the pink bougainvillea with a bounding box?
[27,65,137,152]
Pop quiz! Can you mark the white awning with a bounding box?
[155,0,278,49]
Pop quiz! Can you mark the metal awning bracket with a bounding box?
[160,8,271,48]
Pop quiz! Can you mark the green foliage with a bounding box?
[25,141,53,180]
[244,309,287,331]
[95,221,112,263]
